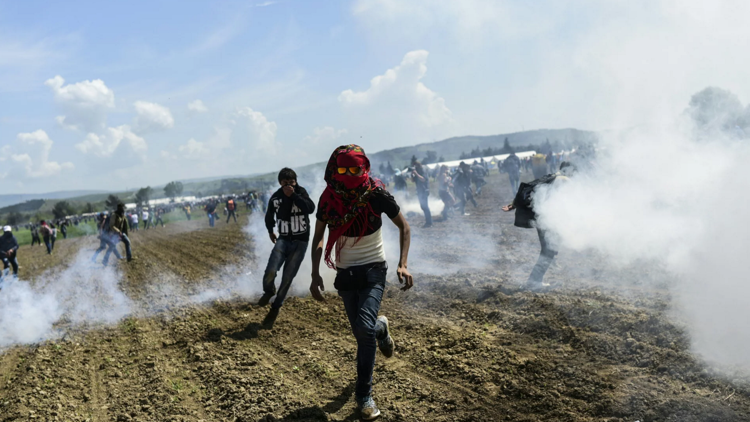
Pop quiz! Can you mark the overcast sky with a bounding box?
[2,0,749,194]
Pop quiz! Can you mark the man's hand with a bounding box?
[501,204,515,212]
[269,232,277,244]
[282,185,295,197]
[310,273,325,301]
[397,265,413,291]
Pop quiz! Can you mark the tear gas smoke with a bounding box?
[0,250,132,347]
[534,123,750,373]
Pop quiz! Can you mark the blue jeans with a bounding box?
[262,239,308,309]
[2,255,18,276]
[208,212,215,227]
[509,173,520,196]
[43,236,52,254]
[120,234,132,260]
[337,265,388,398]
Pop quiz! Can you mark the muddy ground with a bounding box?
[1,172,749,421]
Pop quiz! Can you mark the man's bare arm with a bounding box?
[309,219,327,301]
[390,212,413,291]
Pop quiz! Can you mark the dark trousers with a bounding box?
[417,191,432,225]
[51,236,56,250]
[2,255,18,276]
[43,236,52,254]
[226,210,237,223]
[155,216,164,227]
[456,185,477,214]
[528,228,558,284]
[31,235,40,246]
[262,239,308,308]
[337,266,388,398]
[438,190,454,220]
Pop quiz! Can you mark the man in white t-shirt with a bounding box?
[310,144,413,421]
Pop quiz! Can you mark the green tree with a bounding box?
[422,150,438,165]
[6,211,23,226]
[105,195,121,209]
[438,156,445,162]
[52,201,75,219]
[83,202,95,213]
[135,187,153,207]
[501,137,513,153]
[164,181,184,201]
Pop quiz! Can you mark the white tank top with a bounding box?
[336,228,386,269]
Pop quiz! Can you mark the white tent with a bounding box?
[424,150,537,170]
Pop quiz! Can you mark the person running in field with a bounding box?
[437,165,456,221]
[310,144,413,421]
[205,200,217,227]
[411,161,432,228]
[130,211,139,232]
[502,161,576,289]
[39,220,53,254]
[142,208,150,230]
[91,212,123,265]
[110,203,133,262]
[226,196,238,223]
[503,150,522,197]
[0,226,19,280]
[154,208,165,228]
[258,168,316,327]
[30,225,41,246]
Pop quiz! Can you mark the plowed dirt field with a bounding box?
[1,174,749,422]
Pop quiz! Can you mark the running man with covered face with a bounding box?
[310,144,413,421]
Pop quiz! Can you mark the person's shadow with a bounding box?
[260,380,358,421]
[226,322,263,340]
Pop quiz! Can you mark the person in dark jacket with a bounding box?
[258,167,316,327]
[502,162,576,289]
[204,201,217,227]
[110,203,133,262]
[30,225,41,246]
[0,226,19,279]
[225,196,238,223]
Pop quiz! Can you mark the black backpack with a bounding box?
[513,173,557,228]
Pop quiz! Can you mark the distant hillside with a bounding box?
[0,128,597,215]
[366,128,597,168]
[0,190,106,209]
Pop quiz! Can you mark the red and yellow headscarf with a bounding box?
[318,144,384,269]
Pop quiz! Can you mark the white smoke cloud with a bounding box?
[44,75,115,132]
[132,100,174,134]
[0,251,132,347]
[338,50,453,148]
[76,124,147,158]
[187,99,208,113]
[4,130,74,179]
[534,122,750,372]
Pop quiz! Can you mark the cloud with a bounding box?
[45,75,115,131]
[338,50,453,148]
[178,138,210,159]
[303,126,348,145]
[76,125,147,158]
[132,101,174,134]
[234,107,278,154]
[4,130,74,179]
[187,99,208,113]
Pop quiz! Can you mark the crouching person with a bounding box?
[258,167,316,328]
[310,145,413,421]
